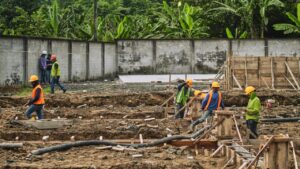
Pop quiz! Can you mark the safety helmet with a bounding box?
[50,54,57,61]
[29,75,39,82]
[245,86,255,95]
[194,90,201,96]
[186,79,193,87]
[42,50,47,55]
[212,81,220,88]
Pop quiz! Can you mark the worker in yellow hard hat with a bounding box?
[244,86,261,139]
[175,79,195,119]
[24,75,45,120]
[189,81,224,132]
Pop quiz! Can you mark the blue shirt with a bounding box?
[202,90,224,111]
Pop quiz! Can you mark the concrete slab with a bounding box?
[18,119,73,130]
[119,74,216,83]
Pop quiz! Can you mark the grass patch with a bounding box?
[16,85,51,96]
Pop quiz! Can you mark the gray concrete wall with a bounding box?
[71,42,87,81]
[27,39,48,81]
[117,40,154,74]
[105,43,116,76]
[2,37,300,86]
[194,40,228,73]
[51,40,69,81]
[156,40,192,73]
[232,40,265,57]
[268,39,300,57]
[0,38,24,85]
[89,42,103,79]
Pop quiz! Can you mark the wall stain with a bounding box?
[195,50,226,73]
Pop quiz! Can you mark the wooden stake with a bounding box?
[233,73,243,90]
[246,136,274,169]
[221,156,234,169]
[245,57,248,87]
[284,75,296,90]
[210,144,224,157]
[285,61,300,89]
[139,134,143,144]
[271,57,275,89]
[233,115,243,145]
[160,92,176,107]
[195,144,199,156]
[238,161,250,169]
[261,77,270,89]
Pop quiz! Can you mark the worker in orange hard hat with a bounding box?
[244,86,261,139]
[50,54,66,94]
[175,79,195,119]
[189,81,224,132]
[24,75,45,120]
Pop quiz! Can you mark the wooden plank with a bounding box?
[290,141,299,169]
[221,156,234,169]
[18,119,73,130]
[233,73,243,90]
[0,143,23,148]
[210,144,224,157]
[246,136,274,169]
[285,61,300,89]
[233,115,243,145]
[284,75,297,90]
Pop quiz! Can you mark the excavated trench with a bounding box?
[1,89,300,168]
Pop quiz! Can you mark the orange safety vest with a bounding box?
[31,84,45,105]
[204,90,222,111]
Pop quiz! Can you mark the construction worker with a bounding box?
[24,75,45,120]
[175,79,194,119]
[244,86,261,139]
[50,54,66,94]
[189,81,224,131]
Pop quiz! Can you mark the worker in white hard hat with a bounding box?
[39,50,47,85]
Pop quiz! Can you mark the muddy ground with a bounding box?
[1,82,300,168]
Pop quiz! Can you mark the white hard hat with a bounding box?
[42,50,47,54]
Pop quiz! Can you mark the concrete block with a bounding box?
[117,40,153,74]
[0,38,24,85]
[89,42,103,79]
[72,42,86,81]
[232,40,265,57]
[156,40,192,73]
[51,40,69,81]
[105,43,116,76]
[268,39,300,57]
[194,40,228,73]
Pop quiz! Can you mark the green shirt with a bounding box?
[176,87,193,105]
[246,92,261,122]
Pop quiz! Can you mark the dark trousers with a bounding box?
[51,76,65,93]
[175,103,185,119]
[46,70,51,84]
[25,104,44,119]
[40,69,46,84]
[246,120,258,139]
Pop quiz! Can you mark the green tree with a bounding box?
[273,3,300,35]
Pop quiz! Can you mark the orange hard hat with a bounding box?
[29,75,39,82]
[186,79,193,87]
[50,54,57,61]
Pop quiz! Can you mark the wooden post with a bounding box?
[245,57,248,87]
[233,115,243,145]
[263,135,289,169]
[285,61,300,89]
[271,57,275,89]
[216,111,234,139]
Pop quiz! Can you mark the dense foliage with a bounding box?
[0,0,299,41]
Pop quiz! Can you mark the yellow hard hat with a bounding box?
[29,75,39,82]
[212,81,220,88]
[186,79,193,87]
[194,90,201,96]
[200,93,206,100]
[245,86,255,95]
